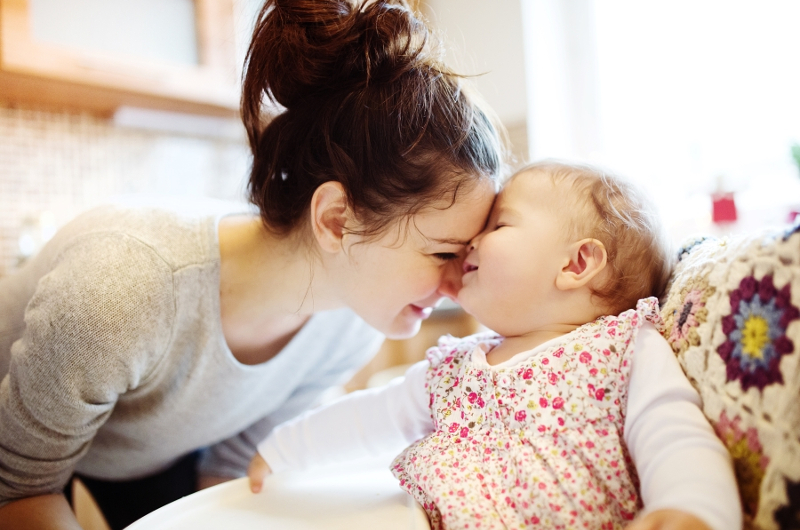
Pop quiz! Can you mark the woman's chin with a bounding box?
[382,311,427,339]
[383,325,420,340]
[371,304,439,339]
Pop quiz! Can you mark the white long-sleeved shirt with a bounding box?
[258,323,742,530]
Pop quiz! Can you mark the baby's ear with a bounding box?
[556,238,608,291]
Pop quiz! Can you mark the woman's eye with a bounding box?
[433,252,460,261]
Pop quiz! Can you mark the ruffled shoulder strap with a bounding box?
[635,296,665,333]
[425,331,499,368]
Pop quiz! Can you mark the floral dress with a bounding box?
[391,298,663,530]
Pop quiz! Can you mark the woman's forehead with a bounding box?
[412,183,494,242]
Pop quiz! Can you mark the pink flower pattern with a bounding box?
[668,289,703,344]
[392,298,663,529]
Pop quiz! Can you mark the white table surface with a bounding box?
[125,456,430,530]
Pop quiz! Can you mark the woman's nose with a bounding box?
[437,258,463,301]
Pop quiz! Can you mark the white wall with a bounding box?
[422,0,529,152]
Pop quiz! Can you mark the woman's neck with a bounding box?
[217,215,339,365]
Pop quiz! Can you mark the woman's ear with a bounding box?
[310,181,351,254]
[555,238,608,291]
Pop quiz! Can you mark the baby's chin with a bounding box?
[457,296,507,334]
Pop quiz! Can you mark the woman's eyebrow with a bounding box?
[428,237,471,245]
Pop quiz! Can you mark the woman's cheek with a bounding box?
[398,262,437,298]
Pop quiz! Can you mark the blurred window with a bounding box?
[523,1,800,240]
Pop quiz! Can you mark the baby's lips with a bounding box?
[462,261,478,274]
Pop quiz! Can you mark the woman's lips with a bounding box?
[409,305,434,319]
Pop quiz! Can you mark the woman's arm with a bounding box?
[0,234,175,515]
[624,322,742,530]
[0,494,83,530]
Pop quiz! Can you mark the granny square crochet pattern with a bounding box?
[660,224,800,530]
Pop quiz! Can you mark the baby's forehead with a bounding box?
[499,168,596,231]
[500,168,571,203]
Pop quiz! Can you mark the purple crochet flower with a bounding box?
[718,275,799,391]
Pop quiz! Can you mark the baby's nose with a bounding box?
[468,231,486,250]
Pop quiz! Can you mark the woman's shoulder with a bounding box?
[56,200,250,270]
[6,222,183,390]
[7,202,246,354]
[1,204,231,380]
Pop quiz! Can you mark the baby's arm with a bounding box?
[623,322,742,530]
[249,360,433,491]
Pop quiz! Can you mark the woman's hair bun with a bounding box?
[243,0,428,116]
[243,0,505,238]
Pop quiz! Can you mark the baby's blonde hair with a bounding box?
[516,160,673,314]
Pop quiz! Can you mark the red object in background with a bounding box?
[712,192,737,223]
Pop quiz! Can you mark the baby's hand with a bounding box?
[247,452,273,493]
[626,509,713,530]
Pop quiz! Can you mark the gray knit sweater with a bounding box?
[0,204,384,507]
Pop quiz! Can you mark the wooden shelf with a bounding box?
[0,0,240,117]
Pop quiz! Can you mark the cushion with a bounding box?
[660,224,800,530]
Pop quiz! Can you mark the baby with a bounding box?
[247,161,741,530]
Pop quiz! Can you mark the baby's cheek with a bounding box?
[455,286,482,316]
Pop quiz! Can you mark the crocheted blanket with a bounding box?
[660,223,800,530]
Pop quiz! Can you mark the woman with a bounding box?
[0,0,504,528]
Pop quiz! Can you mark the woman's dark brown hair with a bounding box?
[242,0,504,238]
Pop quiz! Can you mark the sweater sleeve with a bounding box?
[255,360,433,473]
[624,322,742,530]
[0,234,175,507]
